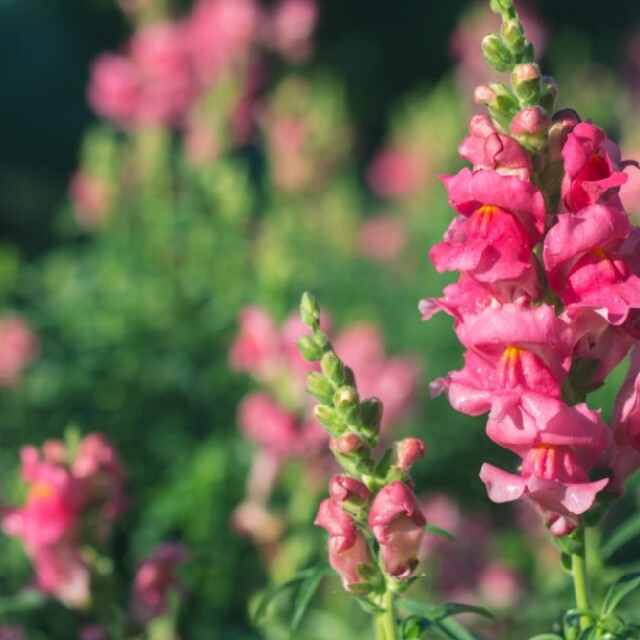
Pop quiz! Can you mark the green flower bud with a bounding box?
[501,19,526,54]
[482,34,513,72]
[511,63,541,107]
[314,405,344,437]
[360,397,383,433]
[300,292,321,328]
[334,386,360,425]
[490,0,512,13]
[320,351,345,386]
[297,335,323,362]
[538,75,559,114]
[306,371,335,404]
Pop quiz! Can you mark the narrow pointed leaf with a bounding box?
[602,572,640,617]
[290,565,332,632]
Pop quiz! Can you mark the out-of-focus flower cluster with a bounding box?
[89,0,317,131]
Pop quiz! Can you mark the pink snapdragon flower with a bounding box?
[433,304,572,416]
[459,114,532,180]
[369,482,426,578]
[430,169,545,283]
[561,122,630,213]
[0,627,26,640]
[130,542,190,628]
[315,498,372,591]
[481,444,609,536]
[0,315,37,387]
[544,205,640,325]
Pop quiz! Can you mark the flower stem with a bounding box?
[572,526,593,631]
[374,588,399,640]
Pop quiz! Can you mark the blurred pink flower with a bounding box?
[334,322,421,431]
[89,22,196,128]
[68,172,110,229]
[131,542,190,628]
[187,0,259,86]
[32,542,90,608]
[0,315,37,387]
[358,215,407,264]
[367,146,428,199]
[264,0,318,61]
[3,447,83,549]
[238,391,325,458]
[72,433,128,524]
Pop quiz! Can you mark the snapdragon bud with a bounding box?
[360,397,383,434]
[511,63,541,106]
[300,292,320,328]
[307,371,335,404]
[334,433,364,453]
[297,335,323,362]
[490,0,512,13]
[510,106,550,152]
[539,76,559,113]
[548,108,580,160]
[392,438,426,471]
[314,405,344,437]
[329,475,371,503]
[482,34,513,72]
[501,19,526,54]
[335,386,360,425]
[321,351,345,386]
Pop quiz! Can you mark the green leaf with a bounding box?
[601,513,640,560]
[398,599,488,640]
[602,572,640,617]
[290,565,332,632]
[526,635,564,640]
[0,589,47,615]
[251,566,331,626]
[425,523,456,542]
[402,615,433,639]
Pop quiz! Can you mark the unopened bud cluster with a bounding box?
[298,293,427,599]
[476,0,556,149]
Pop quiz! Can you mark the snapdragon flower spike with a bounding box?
[369,482,426,578]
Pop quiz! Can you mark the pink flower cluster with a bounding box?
[316,477,426,591]
[422,111,640,535]
[88,0,318,130]
[230,306,421,460]
[2,434,126,606]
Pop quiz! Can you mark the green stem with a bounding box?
[374,589,399,640]
[572,526,593,631]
